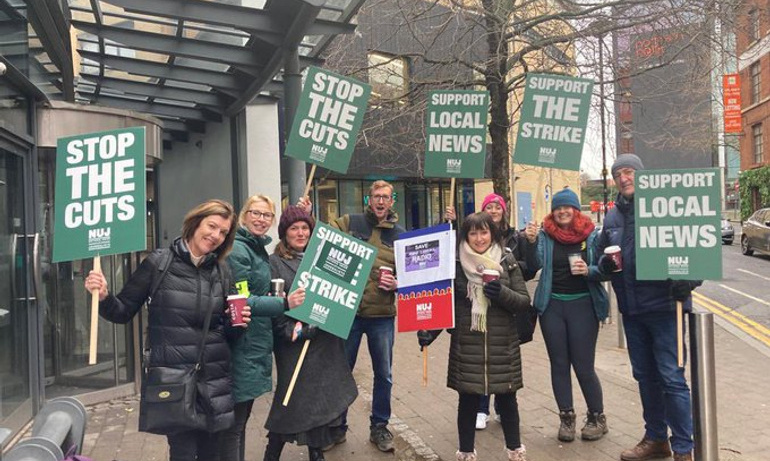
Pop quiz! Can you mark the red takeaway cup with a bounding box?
[227,294,248,326]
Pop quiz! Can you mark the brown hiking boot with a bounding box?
[557,409,576,442]
[620,437,672,461]
[581,412,608,441]
[673,452,692,461]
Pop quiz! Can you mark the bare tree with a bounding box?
[324,0,737,205]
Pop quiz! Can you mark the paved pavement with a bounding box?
[75,303,769,461]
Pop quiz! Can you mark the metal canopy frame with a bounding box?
[13,0,365,137]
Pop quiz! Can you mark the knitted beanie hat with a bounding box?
[481,193,507,214]
[278,205,315,240]
[551,188,581,211]
[611,154,644,177]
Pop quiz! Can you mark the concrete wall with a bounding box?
[157,118,233,248]
[243,103,283,249]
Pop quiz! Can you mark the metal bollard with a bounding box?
[4,397,86,461]
[689,312,719,461]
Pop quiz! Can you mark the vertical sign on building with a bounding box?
[513,73,593,171]
[723,74,741,134]
[424,90,489,178]
[634,168,722,280]
[285,67,371,174]
[53,127,147,262]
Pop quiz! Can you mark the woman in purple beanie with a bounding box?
[263,206,357,461]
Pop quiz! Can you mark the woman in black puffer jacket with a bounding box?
[85,199,246,461]
[419,212,531,461]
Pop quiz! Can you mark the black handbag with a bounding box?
[516,304,538,345]
[138,258,218,435]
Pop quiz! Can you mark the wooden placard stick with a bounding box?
[88,255,101,365]
[676,300,684,368]
[302,164,317,199]
[283,339,311,406]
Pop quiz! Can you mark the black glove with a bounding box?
[417,330,439,351]
[292,322,318,342]
[670,280,693,302]
[599,254,618,273]
[483,279,502,300]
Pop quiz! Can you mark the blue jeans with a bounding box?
[623,311,693,454]
[344,316,394,428]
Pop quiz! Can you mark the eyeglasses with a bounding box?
[247,210,275,220]
[370,194,392,203]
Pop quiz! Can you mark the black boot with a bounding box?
[263,437,285,461]
[308,447,325,461]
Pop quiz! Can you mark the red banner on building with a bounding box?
[723,74,741,134]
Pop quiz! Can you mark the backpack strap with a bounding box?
[147,249,173,306]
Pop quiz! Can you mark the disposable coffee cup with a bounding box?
[271,278,285,296]
[604,245,623,272]
[482,269,500,284]
[227,294,248,326]
[378,266,393,288]
[568,253,582,275]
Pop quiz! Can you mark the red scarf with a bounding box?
[543,210,595,245]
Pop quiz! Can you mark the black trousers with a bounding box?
[457,392,521,452]
[167,429,220,461]
[219,399,254,461]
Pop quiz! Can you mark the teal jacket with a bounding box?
[526,228,609,321]
[226,227,286,403]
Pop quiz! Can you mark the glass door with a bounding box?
[0,146,32,431]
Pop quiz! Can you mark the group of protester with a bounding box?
[83,154,697,461]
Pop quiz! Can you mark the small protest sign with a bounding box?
[513,73,593,171]
[287,223,377,339]
[53,127,146,262]
[398,280,454,332]
[634,168,722,280]
[395,224,456,332]
[424,90,489,178]
[285,67,371,174]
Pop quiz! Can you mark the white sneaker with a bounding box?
[475,412,489,430]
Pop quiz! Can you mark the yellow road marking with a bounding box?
[692,292,770,348]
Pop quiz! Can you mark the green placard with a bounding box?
[53,127,147,263]
[287,223,377,339]
[285,67,371,174]
[424,90,489,178]
[634,168,722,280]
[513,73,593,171]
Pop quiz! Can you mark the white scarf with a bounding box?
[459,241,503,332]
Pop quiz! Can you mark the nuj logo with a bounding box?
[311,303,329,318]
[329,247,351,266]
[88,227,111,239]
[447,159,462,168]
[311,145,328,155]
[416,302,432,320]
[668,256,688,265]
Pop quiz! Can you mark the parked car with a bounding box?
[721,219,734,245]
[741,208,770,256]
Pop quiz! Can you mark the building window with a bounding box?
[753,124,764,164]
[750,62,761,104]
[748,9,760,42]
[367,51,409,103]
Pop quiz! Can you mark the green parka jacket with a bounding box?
[226,227,286,403]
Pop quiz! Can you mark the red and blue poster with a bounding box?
[397,280,454,332]
[394,223,455,332]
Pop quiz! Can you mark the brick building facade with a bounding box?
[737,0,770,171]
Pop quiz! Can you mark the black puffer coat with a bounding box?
[99,238,235,433]
[447,249,531,395]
